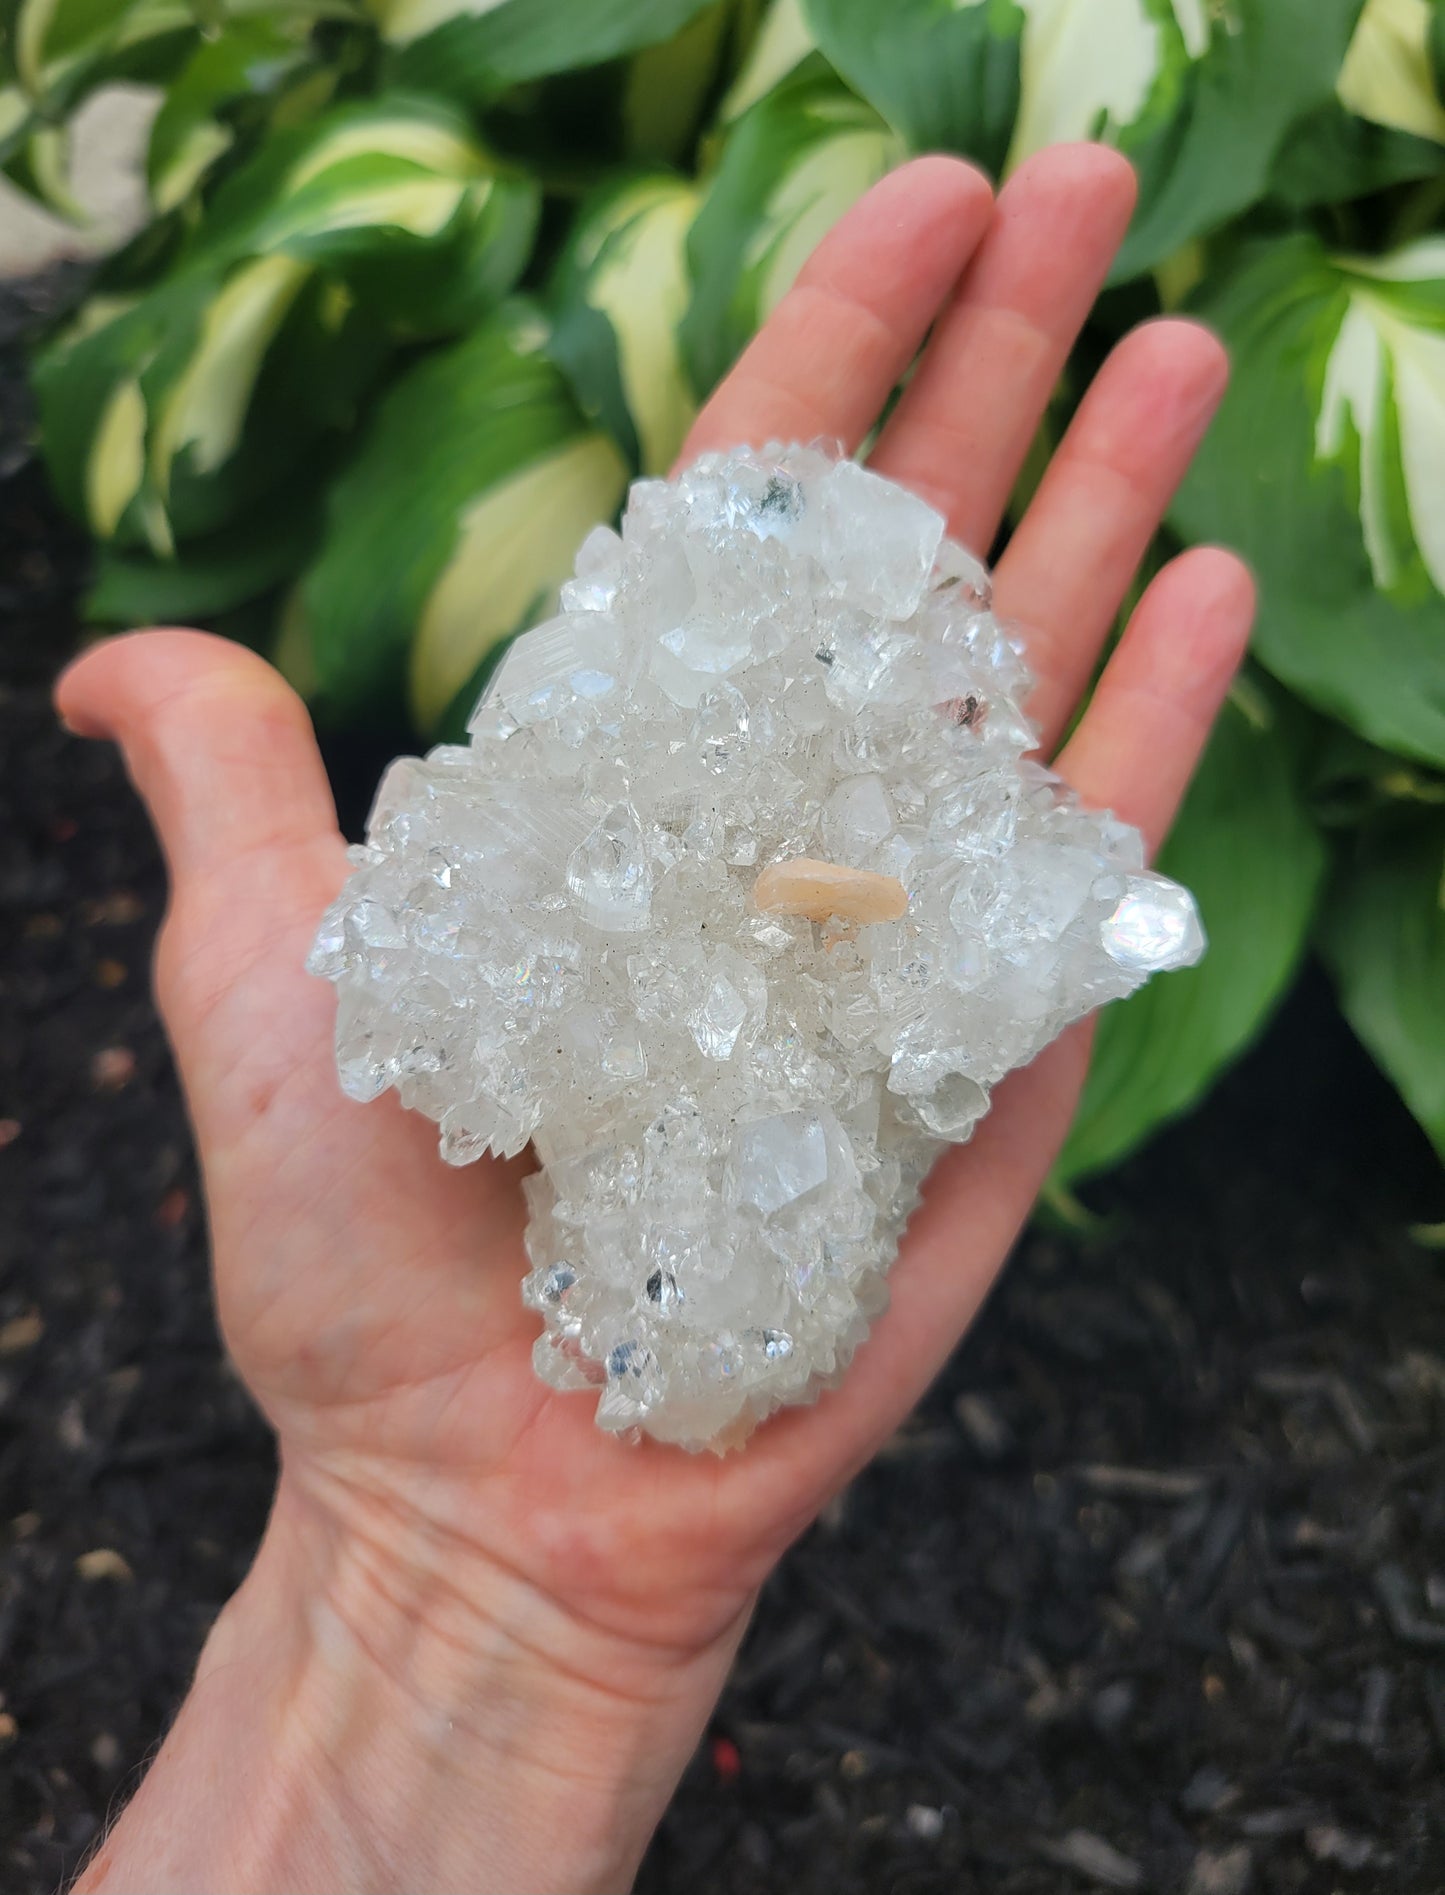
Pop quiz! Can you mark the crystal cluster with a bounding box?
[310,444,1204,1449]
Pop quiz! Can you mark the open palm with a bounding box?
[60,144,1253,1851]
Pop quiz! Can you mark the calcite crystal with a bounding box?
[310,445,1204,1449]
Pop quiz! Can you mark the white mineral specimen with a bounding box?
[310,444,1204,1450]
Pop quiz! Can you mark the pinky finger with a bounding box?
[1052,545,1256,858]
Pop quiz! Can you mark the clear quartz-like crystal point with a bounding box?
[310,443,1206,1451]
[566,803,652,933]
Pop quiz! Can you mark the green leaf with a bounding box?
[85,481,323,621]
[621,0,733,161]
[1173,233,1445,769]
[298,307,628,730]
[1114,0,1368,277]
[1267,99,1444,208]
[1309,719,1445,826]
[681,59,901,394]
[548,170,699,473]
[804,0,1024,172]
[1056,687,1327,1186]
[1320,813,1445,1161]
[1337,0,1445,145]
[380,0,719,101]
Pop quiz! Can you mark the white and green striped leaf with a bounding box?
[549,171,700,474]
[1338,0,1445,143]
[84,375,148,539]
[682,61,901,394]
[145,10,330,214]
[719,0,815,122]
[8,0,193,101]
[34,93,536,552]
[179,95,540,329]
[412,430,630,729]
[1006,0,1192,171]
[803,0,1368,278]
[1173,233,1445,768]
[147,253,312,520]
[377,0,721,103]
[0,0,193,204]
[36,258,389,552]
[296,309,628,731]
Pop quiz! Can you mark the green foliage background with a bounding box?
[7,0,1445,1187]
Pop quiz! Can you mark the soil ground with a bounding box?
[3,282,1443,1895]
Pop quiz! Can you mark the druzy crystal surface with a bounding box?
[310,445,1204,1449]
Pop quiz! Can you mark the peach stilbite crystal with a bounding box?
[752,858,909,924]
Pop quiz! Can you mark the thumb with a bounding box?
[56,631,348,1117]
[56,628,341,888]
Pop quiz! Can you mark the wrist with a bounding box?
[79,1472,745,1894]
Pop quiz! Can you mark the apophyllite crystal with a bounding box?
[310,444,1204,1450]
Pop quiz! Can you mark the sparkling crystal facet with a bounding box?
[312,445,1206,1450]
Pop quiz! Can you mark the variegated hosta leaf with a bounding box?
[6,0,194,101]
[1056,684,1325,1186]
[0,0,194,200]
[443,5,731,187]
[549,172,700,475]
[35,260,389,553]
[682,61,901,394]
[147,253,312,526]
[34,94,536,554]
[1006,0,1194,171]
[186,94,538,308]
[412,430,629,729]
[620,2,734,162]
[376,0,721,103]
[1317,242,1445,601]
[295,309,629,732]
[86,376,148,540]
[1338,0,1445,143]
[145,11,335,215]
[803,0,1368,278]
[719,0,815,122]
[1173,233,1445,768]
[0,1,362,207]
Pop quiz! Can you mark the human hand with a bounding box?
[62,146,1253,1895]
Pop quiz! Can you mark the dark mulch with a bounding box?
[3,280,1443,1895]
